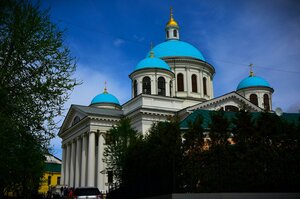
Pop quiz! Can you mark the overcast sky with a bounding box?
[39,0,300,158]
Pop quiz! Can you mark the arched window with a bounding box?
[72,116,80,126]
[133,80,137,97]
[192,74,197,92]
[225,105,239,112]
[166,31,169,38]
[203,77,207,95]
[177,73,184,91]
[142,76,151,94]
[250,94,258,106]
[263,94,270,111]
[173,29,177,37]
[157,77,166,96]
[169,80,172,96]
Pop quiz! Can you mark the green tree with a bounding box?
[103,117,139,184]
[117,118,182,198]
[182,114,206,192]
[204,110,231,192]
[0,0,78,197]
[144,118,182,195]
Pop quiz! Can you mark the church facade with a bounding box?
[58,10,274,192]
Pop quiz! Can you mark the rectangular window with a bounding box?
[57,177,61,185]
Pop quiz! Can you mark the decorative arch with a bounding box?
[158,77,166,96]
[177,73,184,91]
[142,76,151,94]
[192,74,197,92]
[250,94,258,106]
[264,94,270,111]
[225,105,239,112]
[72,116,80,126]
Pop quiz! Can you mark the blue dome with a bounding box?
[134,56,171,71]
[91,92,120,105]
[237,76,271,90]
[149,40,205,61]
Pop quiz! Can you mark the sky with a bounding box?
[38,0,300,158]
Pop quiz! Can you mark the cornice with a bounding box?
[187,92,262,112]
[163,57,215,74]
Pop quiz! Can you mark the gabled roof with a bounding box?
[58,104,123,135]
[44,154,61,173]
[45,154,61,164]
[73,104,123,117]
[186,91,263,112]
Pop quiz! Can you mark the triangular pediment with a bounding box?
[58,105,124,136]
[186,92,263,112]
[58,105,89,136]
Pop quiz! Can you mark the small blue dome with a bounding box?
[91,92,120,105]
[149,40,205,61]
[237,76,271,90]
[134,56,171,71]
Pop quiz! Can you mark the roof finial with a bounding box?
[149,42,155,58]
[104,81,108,93]
[249,63,254,77]
[170,7,173,19]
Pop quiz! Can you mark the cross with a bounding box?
[104,81,107,93]
[249,63,254,76]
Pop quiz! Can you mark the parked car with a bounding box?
[73,187,102,199]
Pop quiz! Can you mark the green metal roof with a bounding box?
[44,163,61,173]
[180,109,300,130]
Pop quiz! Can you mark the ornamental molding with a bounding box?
[129,68,175,79]
[89,115,120,123]
[60,116,90,138]
[163,57,215,74]
[186,91,262,112]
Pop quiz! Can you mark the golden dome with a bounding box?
[166,7,179,28]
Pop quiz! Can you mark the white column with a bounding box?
[210,77,214,98]
[197,70,201,95]
[75,137,82,188]
[97,133,105,191]
[151,75,155,95]
[138,78,142,95]
[199,72,203,97]
[81,134,87,187]
[65,143,71,186]
[186,69,191,94]
[61,145,66,185]
[165,78,170,97]
[88,131,96,186]
[70,140,76,187]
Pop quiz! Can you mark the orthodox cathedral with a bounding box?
[58,10,274,192]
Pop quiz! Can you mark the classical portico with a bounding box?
[59,104,122,192]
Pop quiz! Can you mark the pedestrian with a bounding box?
[60,186,63,197]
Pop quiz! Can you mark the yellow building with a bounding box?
[39,154,62,194]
